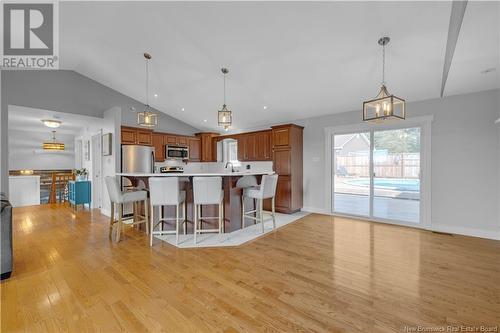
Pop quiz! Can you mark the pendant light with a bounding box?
[43,130,65,151]
[218,68,232,131]
[137,52,158,127]
[363,37,406,122]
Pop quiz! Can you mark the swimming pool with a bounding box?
[344,178,420,192]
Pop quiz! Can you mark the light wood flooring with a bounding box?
[1,204,499,332]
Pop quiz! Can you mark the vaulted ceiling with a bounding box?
[59,1,499,132]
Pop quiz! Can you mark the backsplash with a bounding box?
[154,160,273,173]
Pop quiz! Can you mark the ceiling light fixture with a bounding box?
[137,53,158,127]
[154,93,158,98]
[181,107,185,111]
[41,119,61,128]
[43,131,65,151]
[363,36,406,122]
[203,119,208,123]
[218,67,232,131]
[263,106,268,110]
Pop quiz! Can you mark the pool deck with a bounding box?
[333,176,420,223]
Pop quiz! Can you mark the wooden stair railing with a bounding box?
[48,173,76,204]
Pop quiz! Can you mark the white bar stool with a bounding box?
[242,174,278,233]
[193,177,224,244]
[105,176,149,242]
[148,177,187,246]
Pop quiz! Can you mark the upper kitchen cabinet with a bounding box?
[196,132,219,162]
[255,130,272,160]
[152,133,165,162]
[121,126,152,146]
[232,130,272,161]
[165,135,189,147]
[188,138,201,162]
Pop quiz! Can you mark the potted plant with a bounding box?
[74,168,88,181]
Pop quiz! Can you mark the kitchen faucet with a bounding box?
[225,162,235,173]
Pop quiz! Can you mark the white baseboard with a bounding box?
[301,207,500,241]
[302,206,329,215]
[100,208,111,217]
[428,224,500,240]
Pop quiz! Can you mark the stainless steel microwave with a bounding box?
[166,145,189,160]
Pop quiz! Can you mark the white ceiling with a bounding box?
[8,105,103,135]
[59,1,499,132]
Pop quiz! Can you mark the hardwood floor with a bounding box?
[1,204,499,332]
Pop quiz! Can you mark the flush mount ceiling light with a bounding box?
[41,119,61,128]
[137,52,158,128]
[218,67,232,131]
[43,130,65,151]
[363,36,406,122]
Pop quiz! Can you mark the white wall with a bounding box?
[100,107,122,217]
[9,129,75,170]
[300,89,500,239]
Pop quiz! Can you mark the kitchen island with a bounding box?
[116,171,274,233]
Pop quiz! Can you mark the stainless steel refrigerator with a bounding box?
[121,145,155,214]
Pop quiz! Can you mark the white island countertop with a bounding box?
[117,171,274,177]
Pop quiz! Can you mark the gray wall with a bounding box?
[1,70,200,193]
[9,130,75,170]
[299,89,500,238]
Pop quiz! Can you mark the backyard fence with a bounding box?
[335,153,420,178]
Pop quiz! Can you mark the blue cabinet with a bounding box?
[68,180,91,210]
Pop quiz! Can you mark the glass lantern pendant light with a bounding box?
[137,52,158,127]
[363,37,406,122]
[218,67,232,131]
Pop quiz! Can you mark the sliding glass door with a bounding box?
[333,126,421,224]
[333,133,371,217]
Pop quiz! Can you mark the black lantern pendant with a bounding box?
[363,37,406,122]
[218,68,232,131]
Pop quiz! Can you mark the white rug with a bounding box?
[154,211,309,248]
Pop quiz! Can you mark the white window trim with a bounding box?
[324,115,433,229]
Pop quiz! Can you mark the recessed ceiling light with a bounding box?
[203,119,208,123]
[154,93,158,98]
[481,68,496,74]
[181,108,185,111]
[263,106,268,110]
[41,119,61,128]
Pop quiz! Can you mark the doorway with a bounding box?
[326,116,432,228]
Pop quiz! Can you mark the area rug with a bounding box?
[154,211,309,248]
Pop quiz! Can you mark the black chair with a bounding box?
[1,192,13,280]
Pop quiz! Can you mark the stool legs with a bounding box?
[116,204,123,242]
[175,204,179,245]
[241,197,245,229]
[109,202,115,237]
[271,197,276,229]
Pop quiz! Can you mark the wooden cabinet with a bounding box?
[188,138,201,162]
[121,127,137,144]
[242,134,256,161]
[272,127,290,147]
[136,130,152,145]
[196,133,219,162]
[165,135,178,145]
[256,130,272,160]
[121,127,152,146]
[271,124,303,213]
[232,130,271,161]
[152,133,165,162]
[273,148,291,175]
[165,135,189,147]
